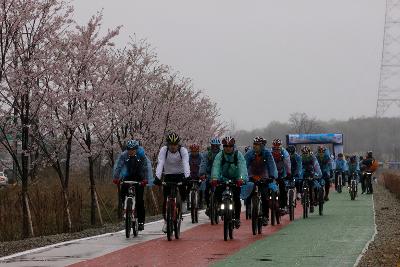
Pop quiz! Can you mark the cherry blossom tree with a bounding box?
[0,0,73,238]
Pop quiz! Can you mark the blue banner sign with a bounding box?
[286,133,343,145]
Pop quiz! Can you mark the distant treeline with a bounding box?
[235,115,400,161]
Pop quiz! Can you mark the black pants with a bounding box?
[205,180,211,208]
[276,178,287,209]
[214,184,241,220]
[322,172,331,198]
[162,174,186,220]
[121,183,145,224]
[361,173,373,193]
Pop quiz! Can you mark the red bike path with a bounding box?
[70,206,302,267]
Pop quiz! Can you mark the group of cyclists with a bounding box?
[112,132,378,237]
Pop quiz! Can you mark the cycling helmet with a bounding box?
[189,144,200,152]
[301,146,311,154]
[287,145,296,154]
[338,153,344,158]
[210,137,221,146]
[317,145,326,153]
[126,140,140,150]
[244,146,251,153]
[222,136,235,146]
[166,132,180,145]
[261,137,267,146]
[253,136,264,145]
[272,139,282,148]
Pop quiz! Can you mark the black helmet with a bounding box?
[166,132,180,145]
[287,145,296,154]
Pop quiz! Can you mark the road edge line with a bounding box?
[0,210,201,262]
[353,195,377,267]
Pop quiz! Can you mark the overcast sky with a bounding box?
[73,0,386,130]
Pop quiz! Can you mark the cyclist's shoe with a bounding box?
[235,219,241,229]
[162,221,167,233]
[324,196,329,201]
[361,191,365,194]
[296,193,301,200]
[262,217,269,226]
[138,223,144,231]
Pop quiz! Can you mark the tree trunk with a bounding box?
[62,188,72,232]
[89,156,102,225]
[21,122,34,238]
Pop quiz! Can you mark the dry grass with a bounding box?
[0,177,163,242]
[381,171,400,199]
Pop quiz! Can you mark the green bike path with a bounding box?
[214,189,375,267]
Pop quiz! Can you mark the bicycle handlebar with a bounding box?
[162,181,183,186]
[121,181,141,185]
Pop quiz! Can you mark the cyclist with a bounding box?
[271,139,291,213]
[154,132,190,233]
[287,145,303,200]
[360,151,379,194]
[347,155,360,186]
[113,140,153,231]
[211,136,248,229]
[199,137,222,216]
[335,153,349,189]
[245,136,278,225]
[301,146,322,212]
[316,145,332,201]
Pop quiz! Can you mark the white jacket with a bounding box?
[156,146,190,179]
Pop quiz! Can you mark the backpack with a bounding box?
[165,145,183,160]
[221,150,239,167]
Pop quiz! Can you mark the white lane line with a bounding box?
[0,211,199,262]
[353,195,377,267]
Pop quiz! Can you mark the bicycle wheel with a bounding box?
[191,191,196,224]
[174,193,182,239]
[223,202,229,241]
[251,196,259,235]
[303,189,308,219]
[289,189,294,221]
[229,217,234,240]
[270,192,276,226]
[166,202,173,241]
[214,199,220,225]
[210,193,215,225]
[257,200,262,234]
[125,198,132,238]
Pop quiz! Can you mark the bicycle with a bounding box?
[220,180,236,241]
[187,178,201,224]
[266,179,280,226]
[163,181,183,241]
[349,172,358,200]
[209,183,220,225]
[122,181,140,238]
[251,179,266,235]
[301,173,315,219]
